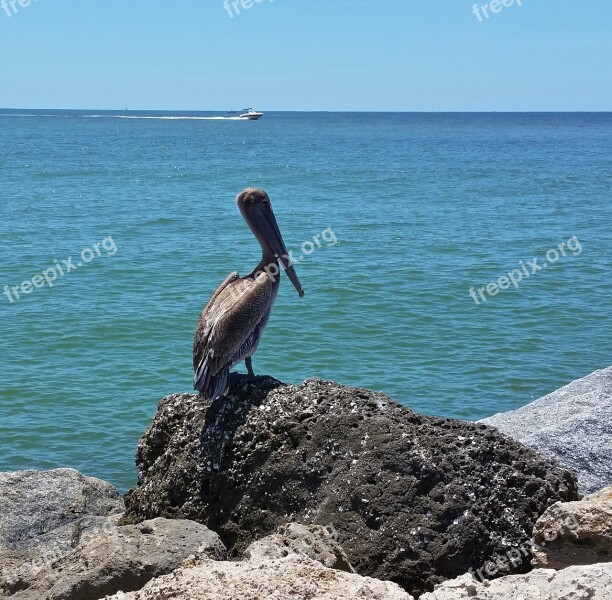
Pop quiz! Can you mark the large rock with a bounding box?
[0,469,226,599]
[2,517,226,600]
[0,469,124,552]
[123,376,578,595]
[531,485,612,569]
[105,554,413,600]
[419,563,612,599]
[481,366,612,494]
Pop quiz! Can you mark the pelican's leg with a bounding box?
[245,357,255,382]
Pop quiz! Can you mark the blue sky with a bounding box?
[0,0,610,111]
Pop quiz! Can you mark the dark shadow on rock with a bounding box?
[197,373,282,472]
[121,374,286,548]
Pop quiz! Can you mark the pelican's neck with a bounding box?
[248,228,280,282]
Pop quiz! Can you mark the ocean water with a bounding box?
[0,110,610,492]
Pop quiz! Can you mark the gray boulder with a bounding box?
[123,376,578,596]
[2,516,226,600]
[0,468,124,552]
[481,366,612,494]
[0,469,226,599]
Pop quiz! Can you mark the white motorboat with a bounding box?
[239,108,264,120]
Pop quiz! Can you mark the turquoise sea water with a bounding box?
[0,111,610,492]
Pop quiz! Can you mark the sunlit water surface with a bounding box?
[0,111,610,491]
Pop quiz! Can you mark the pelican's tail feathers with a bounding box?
[206,368,230,401]
[194,358,230,401]
[193,359,211,395]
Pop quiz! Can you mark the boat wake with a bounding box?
[0,114,254,121]
[110,115,248,120]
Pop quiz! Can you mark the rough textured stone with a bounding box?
[420,563,612,599]
[244,523,354,572]
[0,468,124,552]
[531,485,612,569]
[105,554,414,600]
[1,516,226,600]
[122,376,578,596]
[481,366,612,494]
[0,469,225,599]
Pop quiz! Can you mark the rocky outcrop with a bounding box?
[481,366,612,494]
[122,376,578,596]
[531,485,612,569]
[104,521,410,598]
[419,563,612,599]
[0,470,226,599]
[105,554,413,600]
[244,523,354,572]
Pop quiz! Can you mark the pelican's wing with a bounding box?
[193,272,275,394]
[193,272,240,374]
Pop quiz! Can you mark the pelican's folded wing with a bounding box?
[193,272,239,369]
[193,272,274,390]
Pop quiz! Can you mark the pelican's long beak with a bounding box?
[257,207,305,297]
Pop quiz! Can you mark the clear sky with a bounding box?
[0,0,610,111]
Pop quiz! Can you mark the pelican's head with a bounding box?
[237,188,305,297]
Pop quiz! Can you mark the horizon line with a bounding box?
[2,108,612,114]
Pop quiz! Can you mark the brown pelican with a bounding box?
[193,188,304,400]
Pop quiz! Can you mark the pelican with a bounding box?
[193,188,305,400]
